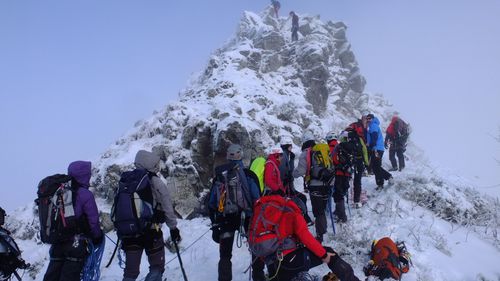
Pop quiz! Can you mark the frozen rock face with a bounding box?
[91,8,373,218]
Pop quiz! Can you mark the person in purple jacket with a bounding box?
[43,161,103,281]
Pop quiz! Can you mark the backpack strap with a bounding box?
[305,148,312,183]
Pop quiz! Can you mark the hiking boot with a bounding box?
[315,234,323,243]
[323,272,339,281]
[399,166,405,172]
[354,202,363,209]
[388,177,394,185]
[376,185,384,191]
[389,167,398,172]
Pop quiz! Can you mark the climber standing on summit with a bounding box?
[290,11,299,41]
[271,0,280,18]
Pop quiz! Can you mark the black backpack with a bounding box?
[0,228,29,280]
[35,174,81,244]
[111,169,155,238]
[346,131,364,164]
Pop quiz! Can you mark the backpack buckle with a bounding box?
[277,251,284,262]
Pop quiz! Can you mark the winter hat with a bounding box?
[301,131,315,144]
[266,145,283,156]
[366,114,375,120]
[279,135,293,146]
[226,144,243,161]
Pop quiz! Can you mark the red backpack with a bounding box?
[363,237,411,280]
[248,195,297,259]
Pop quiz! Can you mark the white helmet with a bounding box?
[325,131,338,142]
[338,131,349,142]
[279,135,293,146]
[226,144,243,160]
[301,131,315,144]
[266,145,283,156]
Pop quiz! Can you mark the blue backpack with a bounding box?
[111,169,154,238]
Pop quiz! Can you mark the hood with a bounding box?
[369,117,381,129]
[134,150,161,173]
[68,161,92,188]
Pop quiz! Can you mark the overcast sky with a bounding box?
[1,0,499,211]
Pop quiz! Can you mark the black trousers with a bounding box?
[269,247,360,281]
[333,176,350,222]
[43,238,88,281]
[121,228,165,280]
[309,186,330,237]
[216,215,265,281]
[389,148,405,170]
[371,151,392,186]
[352,164,364,203]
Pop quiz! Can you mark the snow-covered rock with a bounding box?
[4,7,500,281]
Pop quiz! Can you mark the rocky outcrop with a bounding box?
[91,8,372,218]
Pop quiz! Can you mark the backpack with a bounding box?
[248,196,296,260]
[0,228,27,279]
[347,121,366,142]
[398,121,411,142]
[346,131,365,165]
[111,169,154,238]
[306,143,333,183]
[364,237,411,280]
[250,157,266,194]
[210,163,253,216]
[36,174,81,244]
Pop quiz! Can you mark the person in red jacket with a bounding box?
[264,147,285,193]
[250,195,360,281]
[385,115,409,171]
[326,131,339,155]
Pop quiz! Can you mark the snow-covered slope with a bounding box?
[5,7,500,281]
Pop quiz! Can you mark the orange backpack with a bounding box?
[364,237,411,280]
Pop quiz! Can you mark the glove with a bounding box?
[152,210,166,224]
[210,223,221,243]
[92,235,104,246]
[170,228,181,243]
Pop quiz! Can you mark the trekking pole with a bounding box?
[105,236,120,268]
[326,176,336,235]
[172,239,189,281]
[13,271,22,281]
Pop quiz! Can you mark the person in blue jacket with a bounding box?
[208,144,264,281]
[366,114,393,189]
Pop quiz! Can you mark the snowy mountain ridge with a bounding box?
[5,7,500,281]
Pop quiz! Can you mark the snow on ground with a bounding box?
[12,156,500,281]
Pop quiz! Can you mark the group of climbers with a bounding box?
[269,0,300,42]
[0,149,182,281]
[1,111,410,281]
[206,111,410,280]
[208,143,360,281]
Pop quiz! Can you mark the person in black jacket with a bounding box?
[208,144,265,281]
[0,207,29,280]
[290,11,299,41]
